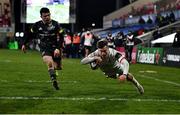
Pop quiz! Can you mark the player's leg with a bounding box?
[54,48,62,70]
[127,73,144,94]
[84,46,91,57]
[43,55,59,90]
[84,48,89,57]
[53,57,62,70]
[128,46,133,63]
[53,55,62,77]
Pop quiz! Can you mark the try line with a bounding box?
[0,96,179,103]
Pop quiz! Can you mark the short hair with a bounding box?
[40,7,50,15]
[97,39,108,48]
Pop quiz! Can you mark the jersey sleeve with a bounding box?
[56,23,64,49]
[114,51,129,75]
[81,51,98,64]
[31,22,38,33]
[22,23,38,45]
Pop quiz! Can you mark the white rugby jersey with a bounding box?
[81,48,129,76]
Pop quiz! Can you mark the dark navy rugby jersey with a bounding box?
[24,20,62,50]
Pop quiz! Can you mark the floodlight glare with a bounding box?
[15,32,20,37]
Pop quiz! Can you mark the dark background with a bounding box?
[77,0,116,29]
[13,0,130,32]
[77,0,130,30]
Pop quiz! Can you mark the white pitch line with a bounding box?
[0,96,179,103]
[24,80,78,83]
[139,75,180,87]
[0,79,77,83]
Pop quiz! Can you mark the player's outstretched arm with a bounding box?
[81,57,96,64]
[81,56,102,65]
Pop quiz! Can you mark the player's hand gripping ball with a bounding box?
[95,56,102,64]
[54,49,60,57]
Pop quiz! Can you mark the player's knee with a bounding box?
[126,73,133,81]
[47,61,53,68]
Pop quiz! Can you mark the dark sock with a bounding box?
[48,69,56,80]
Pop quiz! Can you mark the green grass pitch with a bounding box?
[0,49,180,114]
